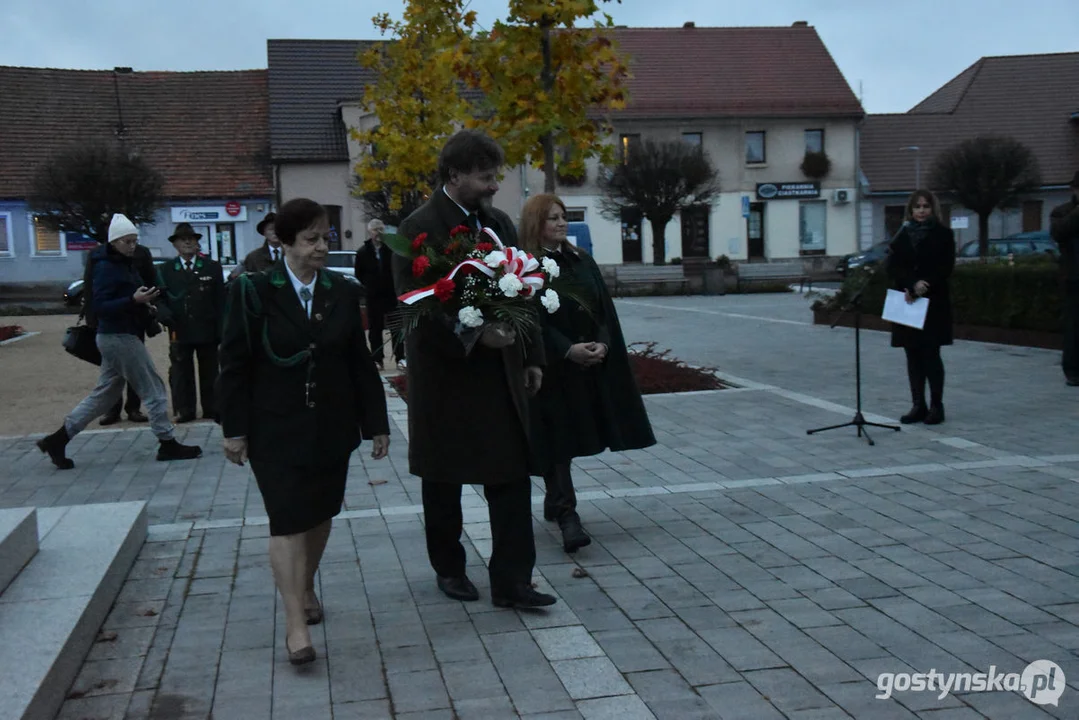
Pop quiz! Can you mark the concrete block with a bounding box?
[0,507,37,595]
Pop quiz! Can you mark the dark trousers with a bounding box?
[421,479,536,593]
[168,342,219,417]
[1063,287,1079,380]
[543,463,578,520]
[367,298,404,363]
[905,344,945,408]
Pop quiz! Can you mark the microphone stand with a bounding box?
[806,270,900,446]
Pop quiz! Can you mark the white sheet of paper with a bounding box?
[882,289,929,330]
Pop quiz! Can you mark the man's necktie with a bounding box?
[184,260,193,272]
[465,213,480,232]
[299,287,313,318]
[271,249,279,263]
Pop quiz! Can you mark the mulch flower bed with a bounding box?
[385,341,723,402]
[0,325,26,342]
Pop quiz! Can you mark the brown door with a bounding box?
[680,205,710,258]
[1022,200,1043,232]
[621,207,642,263]
[884,205,905,241]
[747,203,765,260]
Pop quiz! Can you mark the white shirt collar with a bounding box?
[283,261,317,318]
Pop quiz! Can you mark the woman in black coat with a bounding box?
[885,189,956,425]
[217,198,390,666]
[520,194,656,553]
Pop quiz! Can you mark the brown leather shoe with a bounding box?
[287,640,316,666]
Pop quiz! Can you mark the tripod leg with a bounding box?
[806,421,857,436]
[861,424,875,446]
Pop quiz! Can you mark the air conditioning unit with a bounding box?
[832,189,852,204]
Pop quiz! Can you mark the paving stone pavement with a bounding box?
[3,292,1078,719]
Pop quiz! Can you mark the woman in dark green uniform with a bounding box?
[217,198,390,665]
[520,193,656,554]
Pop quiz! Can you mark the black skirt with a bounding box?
[249,456,350,536]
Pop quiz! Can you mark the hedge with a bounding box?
[815,257,1063,333]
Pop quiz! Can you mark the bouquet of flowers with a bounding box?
[384,224,567,341]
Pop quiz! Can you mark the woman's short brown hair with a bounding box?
[274,198,327,246]
[905,189,942,222]
[518,193,566,254]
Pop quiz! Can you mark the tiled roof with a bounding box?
[267,40,379,163]
[862,52,1079,193]
[0,66,272,200]
[266,25,863,163]
[610,25,864,119]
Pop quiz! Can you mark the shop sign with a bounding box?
[170,205,248,222]
[756,182,820,200]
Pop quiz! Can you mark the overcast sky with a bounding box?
[4,0,1077,114]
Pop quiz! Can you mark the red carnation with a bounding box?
[433,278,456,302]
[450,225,470,237]
[412,255,431,277]
[411,232,428,252]
[476,241,494,253]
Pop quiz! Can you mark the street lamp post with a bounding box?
[899,146,921,189]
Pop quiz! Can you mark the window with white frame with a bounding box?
[30,216,66,256]
[565,208,586,223]
[0,213,13,257]
[745,131,766,164]
[805,129,824,154]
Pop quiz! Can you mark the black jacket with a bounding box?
[156,255,226,345]
[355,239,396,303]
[529,244,656,472]
[886,220,956,347]
[83,243,155,329]
[88,244,154,336]
[217,262,390,466]
[1050,196,1079,285]
[392,190,544,484]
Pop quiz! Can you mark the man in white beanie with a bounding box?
[37,213,202,468]
[82,215,158,425]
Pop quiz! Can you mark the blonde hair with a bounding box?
[519,193,566,254]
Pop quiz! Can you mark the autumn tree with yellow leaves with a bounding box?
[351,1,477,218]
[460,0,629,193]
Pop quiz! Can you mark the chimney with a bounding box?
[684,22,695,28]
[792,21,808,27]
[113,66,133,74]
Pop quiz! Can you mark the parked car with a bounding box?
[836,239,891,277]
[323,250,362,288]
[957,231,1057,259]
[64,258,236,306]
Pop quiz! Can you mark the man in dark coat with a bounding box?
[84,240,156,425]
[1050,170,1079,386]
[233,212,282,277]
[157,223,226,422]
[392,129,555,609]
[355,218,404,369]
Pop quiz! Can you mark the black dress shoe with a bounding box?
[437,575,479,601]
[99,412,121,426]
[924,405,945,425]
[127,411,149,423]
[558,512,592,554]
[37,427,74,470]
[492,584,557,609]
[900,404,927,424]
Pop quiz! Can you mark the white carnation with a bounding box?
[498,273,524,298]
[541,256,560,278]
[484,251,507,268]
[458,306,484,328]
[540,289,560,313]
